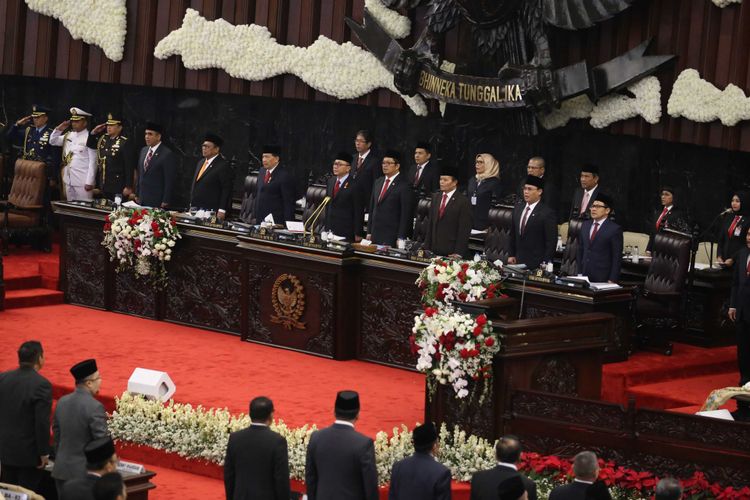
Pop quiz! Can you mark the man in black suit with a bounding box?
[576,192,623,283]
[470,435,537,500]
[324,152,363,241]
[423,165,472,257]
[407,141,439,195]
[0,341,52,493]
[569,164,600,221]
[60,436,119,500]
[190,133,234,220]
[352,130,382,208]
[549,451,604,500]
[517,156,557,214]
[305,390,378,500]
[134,122,177,208]
[388,422,451,500]
[254,145,297,225]
[728,226,750,422]
[368,150,414,247]
[224,396,290,500]
[93,472,127,500]
[508,175,556,270]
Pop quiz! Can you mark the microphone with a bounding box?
[304,196,331,237]
[721,207,733,215]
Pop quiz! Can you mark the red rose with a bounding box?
[151,221,159,231]
[469,348,479,357]
[460,348,469,359]
[433,268,440,275]
[485,337,495,347]
[457,271,466,283]
[473,325,483,337]
[103,222,111,232]
[461,263,469,271]
[134,239,141,249]
[476,314,487,326]
[424,307,437,317]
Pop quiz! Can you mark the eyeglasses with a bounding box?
[382,160,396,165]
[333,161,350,167]
[590,204,608,209]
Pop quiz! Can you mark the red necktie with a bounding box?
[378,177,391,203]
[413,165,422,187]
[656,207,669,230]
[590,221,600,241]
[728,215,741,238]
[333,179,341,197]
[438,193,448,219]
[264,170,271,184]
[520,206,531,234]
[144,148,154,172]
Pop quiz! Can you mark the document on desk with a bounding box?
[589,282,622,291]
[285,221,305,232]
[471,229,487,235]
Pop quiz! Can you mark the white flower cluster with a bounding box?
[374,425,414,480]
[416,257,503,306]
[25,0,127,61]
[589,76,662,128]
[538,94,594,130]
[154,9,426,116]
[667,68,750,126]
[437,425,496,481]
[365,0,411,39]
[712,0,741,7]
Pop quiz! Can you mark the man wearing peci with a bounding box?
[407,141,439,195]
[324,152,362,241]
[388,422,451,500]
[60,437,119,500]
[576,193,623,283]
[190,133,234,220]
[569,164,600,220]
[508,175,556,270]
[134,122,177,208]
[367,150,414,247]
[423,165,472,257]
[254,145,297,225]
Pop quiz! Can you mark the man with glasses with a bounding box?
[60,437,119,500]
[508,175,556,270]
[52,359,109,495]
[190,133,233,220]
[576,192,623,283]
[517,156,557,214]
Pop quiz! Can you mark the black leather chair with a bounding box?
[412,196,432,245]
[303,184,328,232]
[560,218,584,276]
[238,172,258,223]
[484,205,514,263]
[635,229,692,355]
[1,159,48,254]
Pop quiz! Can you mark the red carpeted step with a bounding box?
[5,288,65,309]
[4,274,43,290]
[625,372,740,410]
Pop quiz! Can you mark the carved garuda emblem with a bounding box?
[270,274,306,330]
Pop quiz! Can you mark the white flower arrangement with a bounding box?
[538,94,595,130]
[154,9,426,116]
[365,0,411,39]
[667,68,750,126]
[416,257,504,307]
[712,0,741,7]
[25,0,127,61]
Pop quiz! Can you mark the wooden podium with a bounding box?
[426,302,613,439]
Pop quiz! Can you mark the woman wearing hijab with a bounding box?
[646,186,685,253]
[717,191,749,267]
[466,153,503,230]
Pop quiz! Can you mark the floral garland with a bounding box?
[711,0,741,7]
[109,393,750,498]
[667,69,750,126]
[364,0,411,39]
[415,257,504,307]
[25,0,127,61]
[102,208,181,288]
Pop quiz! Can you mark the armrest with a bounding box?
[0,201,44,210]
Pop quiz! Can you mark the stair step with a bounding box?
[5,288,65,309]
[4,275,43,290]
[626,372,740,410]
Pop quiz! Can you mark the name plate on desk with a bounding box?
[250,227,277,241]
[0,489,28,500]
[302,241,325,249]
[527,269,555,284]
[409,254,432,263]
[198,218,225,229]
[117,460,146,475]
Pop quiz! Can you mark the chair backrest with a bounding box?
[303,184,328,231]
[694,241,717,265]
[239,173,258,223]
[560,218,584,276]
[484,205,514,263]
[10,159,45,208]
[623,231,650,250]
[412,196,432,244]
[645,230,692,294]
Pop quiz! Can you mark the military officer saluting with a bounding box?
[86,113,135,201]
[6,105,58,173]
[50,107,97,201]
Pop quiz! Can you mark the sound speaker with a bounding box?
[127,368,176,401]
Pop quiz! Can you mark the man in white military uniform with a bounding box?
[50,107,97,201]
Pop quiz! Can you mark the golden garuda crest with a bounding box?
[270,274,306,330]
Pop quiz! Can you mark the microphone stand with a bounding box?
[304,197,330,241]
[699,209,731,269]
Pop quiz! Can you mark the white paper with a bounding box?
[122,200,141,208]
[589,282,622,291]
[360,238,372,246]
[695,409,734,421]
[471,229,487,235]
[264,213,275,224]
[285,221,305,232]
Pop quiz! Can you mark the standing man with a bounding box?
[517,156,557,214]
[728,226,750,422]
[0,341,52,493]
[508,176,556,269]
[548,451,603,500]
[569,164,600,220]
[190,133,234,220]
[93,472,127,500]
[388,422,451,500]
[52,359,109,494]
[352,130,382,205]
[224,396,290,500]
[49,107,97,201]
[367,150,414,247]
[254,145,296,225]
[407,141,439,195]
[86,113,135,201]
[6,105,57,167]
[423,165,472,257]
[324,152,362,241]
[576,193,623,283]
[305,390,378,500]
[60,437,119,500]
[134,122,177,208]
[470,435,537,500]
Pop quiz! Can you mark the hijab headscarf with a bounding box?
[475,153,499,181]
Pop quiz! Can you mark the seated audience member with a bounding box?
[508,175,556,270]
[325,151,362,241]
[423,165,472,258]
[717,191,749,267]
[517,156,557,213]
[467,153,503,230]
[646,186,686,254]
[224,396,290,500]
[576,193,623,283]
[570,164,600,220]
[407,141,439,195]
[470,435,537,500]
[549,451,607,500]
[61,436,119,500]
[388,422,451,500]
[655,477,683,500]
[93,472,127,500]
[367,150,414,247]
[498,475,528,500]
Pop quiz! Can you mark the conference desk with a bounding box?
[52,202,634,368]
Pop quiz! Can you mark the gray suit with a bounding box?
[52,387,109,481]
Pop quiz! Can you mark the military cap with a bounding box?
[31,105,51,117]
[69,107,92,121]
[106,112,123,126]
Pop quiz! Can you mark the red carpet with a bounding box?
[2,245,62,308]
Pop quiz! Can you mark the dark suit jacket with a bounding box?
[509,202,557,269]
[0,366,52,467]
[517,176,558,214]
[388,452,451,500]
[224,425,290,500]
[136,143,177,207]
[646,206,685,253]
[577,218,623,282]
[190,155,234,213]
[467,176,503,230]
[569,186,599,221]
[423,191,472,257]
[731,247,750,322]
[470,465,537,500]
[718,212,748,262]
[325,175,362,241]
[549,480,594,500]
[407,161,439,195]
[369,173,414,246]
[352,150,382,208]
[60,473,97,500]
[255,165,297,224]
[305,423,378,500]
